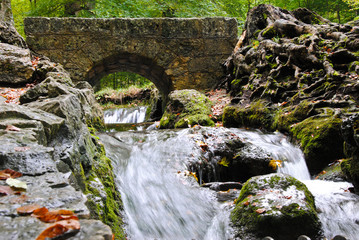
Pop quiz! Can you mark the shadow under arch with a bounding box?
[86,52,173,99]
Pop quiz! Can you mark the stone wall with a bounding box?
[24,17,238,95]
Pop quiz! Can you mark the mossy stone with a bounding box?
[159,89,214,128]
[290,116,344,173]
[222,100,275,130]
[231,173,322,240]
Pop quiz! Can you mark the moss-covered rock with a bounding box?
[231,173,323,240]
[159,89,214,128]
[290,116,344,173]
[223,100,275,130]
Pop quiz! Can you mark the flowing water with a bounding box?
[104,106,147,124]
[100,111,359,240]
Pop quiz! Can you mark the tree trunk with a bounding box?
[0,0,27,48]
[0,0,14,23]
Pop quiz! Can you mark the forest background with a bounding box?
[10,0,359,93]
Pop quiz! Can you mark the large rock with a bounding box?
[187,127,275,183]
[0,43,34,84]
[159,89,214,128]
[231,173,323,240]
[221,4,359,176]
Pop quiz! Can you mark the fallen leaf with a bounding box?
[50,209,74,216]
[32,207,49,217]
[32,207,78,223]
[256,208,266,214]
[17,204,42,215]
[243,200,250,206]
[6,178,27,190]
[36,218,81,240]
[0,169,22,180]
[5,125,20,132]
[0,185,20,195]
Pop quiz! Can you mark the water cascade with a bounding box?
[104,106,147,124]
[101,110,359,239]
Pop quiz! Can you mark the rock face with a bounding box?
[231,173,323,240]
[0,43,34,84]
[159,89,215,128]
[186,127,275,183]
[222,4,359,179]
[0,3,125,238]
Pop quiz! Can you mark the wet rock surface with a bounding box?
[231,173,323,240]
[221,4,359,185]
[187,127,276,183]
[0,43,34,84]
[0,3,124,238]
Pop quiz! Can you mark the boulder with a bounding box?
[231,173,323,240]
[221,4,359,177]
[0,43,34,84]
[187,127,275,183]
[159,89,214,128]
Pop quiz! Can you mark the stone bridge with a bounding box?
[24,17,238,96]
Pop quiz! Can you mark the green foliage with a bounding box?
[11,0,359,39]
[96,72,152,91]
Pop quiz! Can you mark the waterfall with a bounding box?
[104,106,147,124]
[99,123,359,240]
[99,130,233,239]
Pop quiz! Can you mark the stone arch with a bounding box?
[86,52,173,97]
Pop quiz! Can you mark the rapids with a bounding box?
[100,110,359,239]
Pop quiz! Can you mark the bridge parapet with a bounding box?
[24,17,238,95]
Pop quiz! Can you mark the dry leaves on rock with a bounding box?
[32,207,77,223]
[36,219,80,240]
[17,205,81,239]
[0,169,22,180]
[17,204,42,215]
[6,178,27,190]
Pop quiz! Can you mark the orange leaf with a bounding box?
[36,219,81,240]
[36,224,68,240]
[0,169,22,180]
[256,208,266,214]
[50,209,74,216]
[32,207,49,217]
[33,207,78,223]
[17,204,42,215]
[243,200,250,206]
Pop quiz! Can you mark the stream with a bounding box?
[99,107,359,240]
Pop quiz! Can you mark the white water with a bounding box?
[104,106,147,124]
[100,110,359,240]
[100,130,233,240]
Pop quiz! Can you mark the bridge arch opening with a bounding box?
[87,52,173,99]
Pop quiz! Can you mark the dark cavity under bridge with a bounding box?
[24,17,238,96]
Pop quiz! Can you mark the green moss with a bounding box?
[262,25,276,39]
[290,116,344,171]
[222,101,275,130]
[231,174,320,240]
[273,100,313,132]
[83,126,126,239]
[159,90,214,129]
